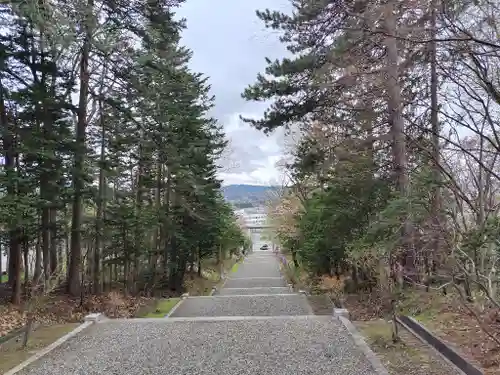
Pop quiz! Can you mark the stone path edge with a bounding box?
[186,293,298,298]
[224,286,288,290]
[3,319,96,375]
[338,316,390,375]
[227,277,283,280]
[113,315,319,323]
[209,257,243,295]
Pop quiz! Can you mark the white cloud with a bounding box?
[176,0,292,187]
[218,112,285,185]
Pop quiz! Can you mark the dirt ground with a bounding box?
[0,323,80,374]
[344,289,500,375]
[355,319,460,375]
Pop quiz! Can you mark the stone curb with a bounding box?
[338,316,390,375]
[333,308,350,319]
[186,293,300,298]
[84,313,108,323]
[115,314,319,323]
[227,276,283,280]
[3,314,103,375]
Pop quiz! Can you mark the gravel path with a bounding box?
[169,295,314,317]
[13,251,385,375]
[230,262,281,278]
[17,318,378,375]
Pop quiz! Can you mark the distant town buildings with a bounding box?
[235,206,267,227]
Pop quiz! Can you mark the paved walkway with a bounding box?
[16,251,382,375]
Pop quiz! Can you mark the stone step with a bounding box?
[224,277,287,288]
[168,294,314,317]
[218,287,290,295]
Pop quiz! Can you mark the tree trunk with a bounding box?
[50,208,58,275]
[8,246,15,287]
[291,247,299,268]
[10,232,22,305]
[164,170,172,282]
[94,98,106,295]
[68,0,93,296]
[429,0,441,269]
[197,246,202,277]
[42,207,50,285]
[384,1,408,198]
[22,236,29,295]
[34,232,42,285]
[383,0,407,342]
[1,77,22,304]
[384,1,409,272]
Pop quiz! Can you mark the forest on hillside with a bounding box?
[222,184,279,207]
[243,0,500,367]
[0,0,248,308]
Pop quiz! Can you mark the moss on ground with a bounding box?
[231,262,240,273]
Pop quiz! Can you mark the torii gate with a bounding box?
[241,223,277,251]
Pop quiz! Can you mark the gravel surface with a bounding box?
[12,252,385,375]
[17,318,378,375]
[230,263,282,278]
[223,277,287,288]
[169,295,314,317]
[218,287,290,295]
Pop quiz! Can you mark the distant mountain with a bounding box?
[222,184,280,206]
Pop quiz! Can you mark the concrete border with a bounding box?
[227,276,283,280]
[220,286,288,290]
[186,293,298,298]
[3,317,99,375]
[333,308,350,319]
[338,316,390,375]
[114,314,320,323]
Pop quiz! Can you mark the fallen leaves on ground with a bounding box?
[0,307,25,337]
[0,292,154,339]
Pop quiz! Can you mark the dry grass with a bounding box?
[0,323,79,374]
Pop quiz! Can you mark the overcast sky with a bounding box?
[177,0,291,186]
